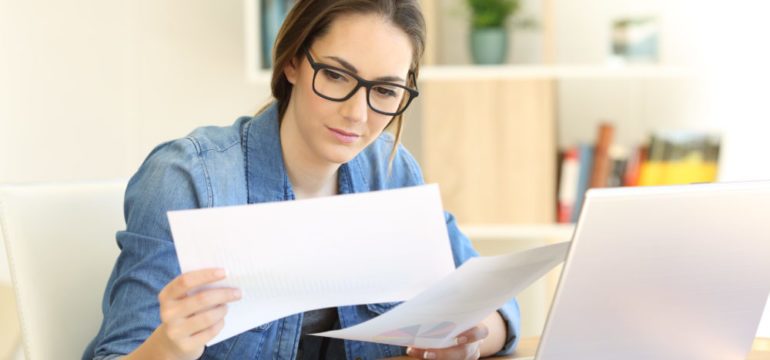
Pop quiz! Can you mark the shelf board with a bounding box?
[419,64,698,81]
[249,65,698,84]
[247,65,696,84]
[461,224,575,242]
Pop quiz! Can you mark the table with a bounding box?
[391,336,770,359]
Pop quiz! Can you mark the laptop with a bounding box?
[525,181,770,360]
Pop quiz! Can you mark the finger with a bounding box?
[407,344,479,360]
[188,318,226,346]
[181,304,229,335]
[404,324,489,359]
[405,346,432,359]
[162,287,241,322]
[160,268,227,301]
[454,324,489,345]
[405,346,422,358]
[171,318,226,354]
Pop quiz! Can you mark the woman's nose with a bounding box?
[339,86,368,123]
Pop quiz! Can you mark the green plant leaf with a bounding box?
[468,0,520,28]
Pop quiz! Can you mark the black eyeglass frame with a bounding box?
[303,47,419,116]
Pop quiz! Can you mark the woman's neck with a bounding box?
[279,108,339,200]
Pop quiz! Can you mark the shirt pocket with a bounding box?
[204,321,275,359]
[252,321,273,331]
[366,301,403,315]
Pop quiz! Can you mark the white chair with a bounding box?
[0,181,126,360]
[0,283,21,359]
[1,219,21,359]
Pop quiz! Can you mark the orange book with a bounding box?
[624,145,647,186]
[590,123,615,188]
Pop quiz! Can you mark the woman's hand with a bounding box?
[405,324,489,360]
[128,268,241,360]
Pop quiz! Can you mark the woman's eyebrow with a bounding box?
[324,55,406,83]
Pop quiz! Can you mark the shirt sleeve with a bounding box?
[88,138,210,358]
[92,355,124,360]
[444,212,522,356]
[398,144,522,355]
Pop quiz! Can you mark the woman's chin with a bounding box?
[321,147,360,165]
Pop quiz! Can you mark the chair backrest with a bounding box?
[0,181,126,360]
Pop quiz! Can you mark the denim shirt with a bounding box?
[83,102,521,360]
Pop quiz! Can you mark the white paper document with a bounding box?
[167,184,456,345]
[316,242,570,349]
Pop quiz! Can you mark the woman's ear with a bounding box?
[284,56,299,85]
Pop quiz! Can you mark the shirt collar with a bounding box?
[243,102,364,204]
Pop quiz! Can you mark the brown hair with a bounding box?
[262,0,426,169]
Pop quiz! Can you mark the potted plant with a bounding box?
[468,0,520,65]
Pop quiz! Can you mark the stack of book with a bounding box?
[557,124,721,223]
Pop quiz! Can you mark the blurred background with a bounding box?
[2,0,770,358]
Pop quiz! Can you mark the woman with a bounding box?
[83,0,520,359]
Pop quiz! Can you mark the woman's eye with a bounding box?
[373,86,397,97]
[322,69,348,82]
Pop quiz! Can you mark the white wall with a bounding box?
[0,0,272,184]
[0,1,272,331]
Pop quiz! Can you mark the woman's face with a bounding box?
[283,13,414,165]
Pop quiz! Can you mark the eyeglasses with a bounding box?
[303,48,419,116]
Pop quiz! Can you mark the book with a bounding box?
[589,123,615,188]
[557,147,580,223]
[638,134,667,186]
[558,127,721,223]
[639,131,721,186]
[606,145,629,188]
[571,144,594,223]
[623,145,647,187]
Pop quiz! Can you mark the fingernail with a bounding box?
[232,289,242,299]
[405,347,413,356]
[423,351,436,359]
[214,268,226,278]
[456,336,468,345]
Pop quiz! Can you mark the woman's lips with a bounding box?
[327,126,360,144]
